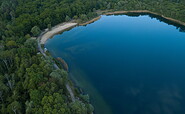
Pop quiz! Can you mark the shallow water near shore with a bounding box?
[45,15,185,114]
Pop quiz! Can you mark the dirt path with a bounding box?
[37,28,76,102]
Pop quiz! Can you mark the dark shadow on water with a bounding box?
[112,12,185,32]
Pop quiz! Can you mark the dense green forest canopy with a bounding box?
[0,0,185,113]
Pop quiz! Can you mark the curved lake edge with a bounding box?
[40,22,78,44]
[105,10,185,26]
[104,10,185,32]
[79,16,101,26]
[41,10,185,113]
[41,10,185,45]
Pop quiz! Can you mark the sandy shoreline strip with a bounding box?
[40,23,77,44]
[40,16,102,44]
[104,10,185,27]
[40,10,185,44]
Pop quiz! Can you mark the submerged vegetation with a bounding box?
[0,0,185,113]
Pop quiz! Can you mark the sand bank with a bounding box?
[40,23,77,44]
[40,10,185,44]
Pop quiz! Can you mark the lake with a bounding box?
[45,14,185,114]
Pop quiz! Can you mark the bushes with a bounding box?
[31,26,41,37]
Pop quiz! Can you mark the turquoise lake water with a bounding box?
[45,14,185,114]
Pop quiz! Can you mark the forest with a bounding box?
[0,0,185,113]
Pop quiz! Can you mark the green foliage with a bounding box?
[41,93,68,114]
[73,15,78,20]
[6,41,17,48]
[70,100,88,114]
[87,104,94,114]
[25,34,31,39]
[31,26,41,37]
[25,101,33,114]
[80,14,88,22]
[7,101,21,114]
[47,24,52,31]
[80,94,90,103]
[1,0,185,113]
[65,15,71,22]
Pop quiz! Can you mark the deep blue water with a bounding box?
[45,15,185,114]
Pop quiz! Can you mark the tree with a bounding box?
[31,26,41,37]
[65,15,71,22]
[70,100,87,114]
[0,75,9,93]
[107,3,111,9]
[44,17,51,27]
[25,34,31,39]
[50,69,68,85]
[80,94,90,103]
[7,101,21,114]
[0,91,3,102]
[87,104,94,114]
[73,15,78,20]
[93,8,96,12]
[30,90,42,105]
[80,14,88,22]
[41,93,68,114]
[6,41,17,48]
[0,50,15,73]
[25,101,33,114]
[5,74,15,91]
[47,24,52,31]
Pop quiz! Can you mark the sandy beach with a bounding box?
[40,23,77,44]
[40,16,102,44]
[40,10,185,45]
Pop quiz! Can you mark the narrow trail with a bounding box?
[37,28,75,102]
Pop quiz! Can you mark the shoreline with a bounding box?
[57,57,69,72]
[40,10,185,45]
[40,22,78,44]
[39,10,185,114]
[79,16,101,26]
[40,16,102,45]
[104,10,185,27]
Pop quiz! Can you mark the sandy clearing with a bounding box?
[40,23,77,44]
